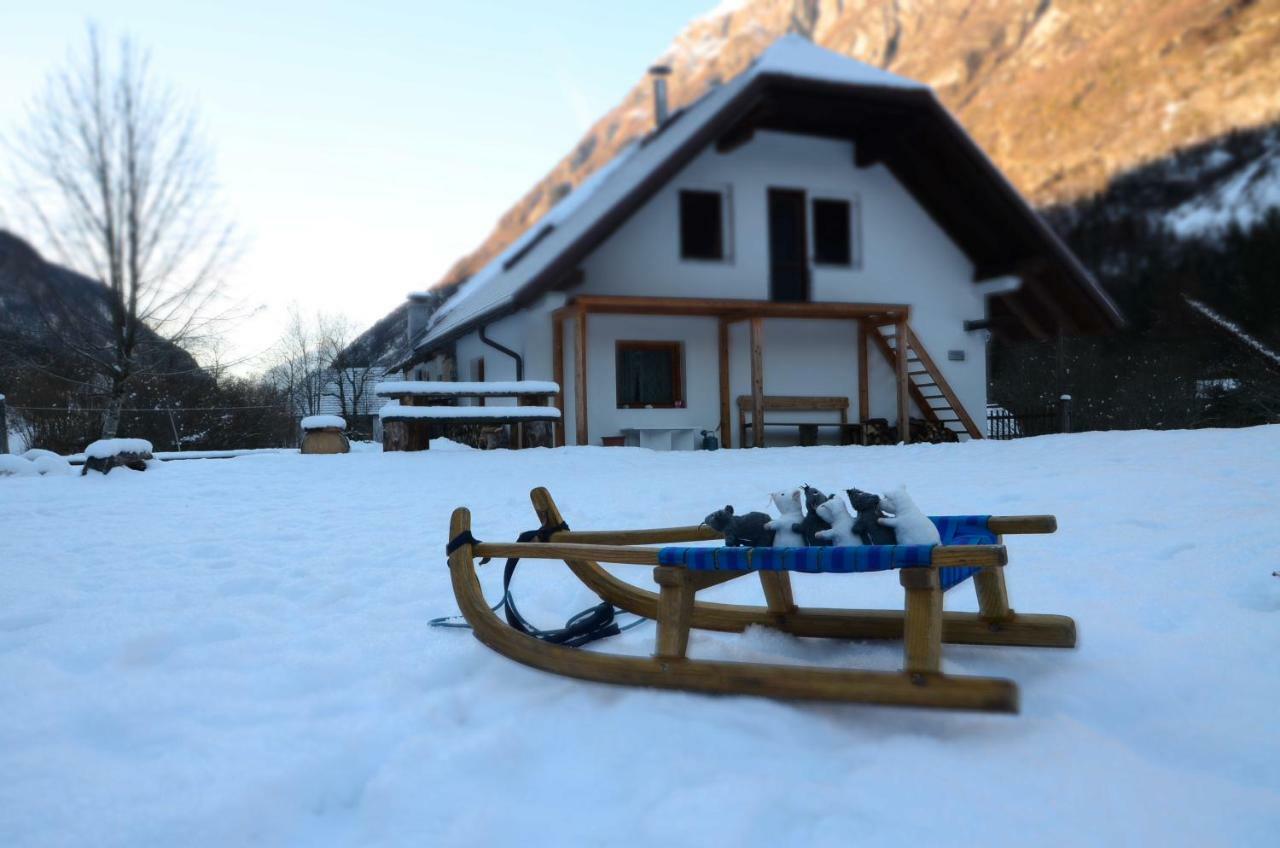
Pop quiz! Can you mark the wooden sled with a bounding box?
[445,487,1076,713]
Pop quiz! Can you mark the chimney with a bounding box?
[649,65,672,127]
[406,292,432,346]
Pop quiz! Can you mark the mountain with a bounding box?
[0,229,201,387]
[434,0,1280,290]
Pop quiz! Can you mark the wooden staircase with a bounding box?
[867,322,983,440]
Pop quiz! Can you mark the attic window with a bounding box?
[679,189,727,261]
[812,198,858,267]
[502,224,554,271]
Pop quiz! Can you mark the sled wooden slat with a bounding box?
[470,541,1009,569]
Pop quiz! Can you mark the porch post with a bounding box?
[552,313,566,447]
[718,318,732,449]
[895,317,911,444]
[856,320,869,424]
[749,317,765,448]
[574,308,589,446]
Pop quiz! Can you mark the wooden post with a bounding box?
[901,568,942,674]
[574,308,588,446]
[1057,394,1072,434]
[894,318,911,444]
[974,534,1013,622]
[552,315,566,447]
[718,318,731,449]
[653,566,695,659]
[856,321,869,425]
[749,317,764,448]
[758,572,796,616]
[0,393,8,454]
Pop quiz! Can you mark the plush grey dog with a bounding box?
[797,484,833,546]
[702,505,775,547]
[847,488,897,546]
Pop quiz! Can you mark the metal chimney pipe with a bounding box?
[649,65,672,127]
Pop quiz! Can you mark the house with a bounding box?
[390,36,1123,449]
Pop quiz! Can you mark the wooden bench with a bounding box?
[737,395,850,448]
[376,380,560,451]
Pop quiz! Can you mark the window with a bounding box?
[616,341,684,408]
[812,198,855,266]
[679,189,725,260]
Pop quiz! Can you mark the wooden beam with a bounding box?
[856,320,870,423]
[998,294,1051,341]
[894,317,911,444]
[574,308,588,446]
[718,318,732,449]
[569,294,908,322]
[749,317,765,448]
[552,314,566,447]
[715,123,756,154]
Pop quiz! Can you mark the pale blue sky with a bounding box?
[0,0,714,367]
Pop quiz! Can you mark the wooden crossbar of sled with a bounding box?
[445,487,1075,713]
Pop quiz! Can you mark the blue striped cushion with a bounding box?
[656,515,995,590]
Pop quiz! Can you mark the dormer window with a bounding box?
[679,188,731,261]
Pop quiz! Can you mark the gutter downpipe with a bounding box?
[478,324,523,381]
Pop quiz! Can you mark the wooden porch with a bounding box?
[550,295,982,448]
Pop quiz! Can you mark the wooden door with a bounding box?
[768,188,808,302]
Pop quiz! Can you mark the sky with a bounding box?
[0,0,715,371]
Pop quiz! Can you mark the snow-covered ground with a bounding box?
[2,428,1279,846]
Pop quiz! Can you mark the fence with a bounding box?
[3,400,302,455]
[986,396,1072,440]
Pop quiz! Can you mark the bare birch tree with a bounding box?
[5,26,235,437]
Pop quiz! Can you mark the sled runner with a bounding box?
[444,487,1075,713]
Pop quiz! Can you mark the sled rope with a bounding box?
[432,519,649,646]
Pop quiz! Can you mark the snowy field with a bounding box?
[3,428,1279,847]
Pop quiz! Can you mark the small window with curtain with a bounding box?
[679,189,725,260]
[812,197,858,267]
[616,341,684,408]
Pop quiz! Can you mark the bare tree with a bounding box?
[4,26,235,437]
[316,313,379,425]
[267,306,327,419]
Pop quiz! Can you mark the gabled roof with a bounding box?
[404,35,1122,366]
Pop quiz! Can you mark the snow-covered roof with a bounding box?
[378,405,561,420]
[413,36,924,354]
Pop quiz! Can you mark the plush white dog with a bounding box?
[766,489,806,547]
[878,486,941,546]
[814,496,861,546]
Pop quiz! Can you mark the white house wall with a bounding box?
[452,129,992,445]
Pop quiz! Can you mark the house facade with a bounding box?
[392,36,1122,448]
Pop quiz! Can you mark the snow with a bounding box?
[1185,296,1280,366]
[0,454,39,477]
[378,405,561,420]
[1166,141,1280,237]
[374,380,559,397]
[416,35,925,352]
[2,428,1279,845]
[301,415,347,431]
[83,438,154,459]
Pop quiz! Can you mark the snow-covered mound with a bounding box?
[2,428,1279,845]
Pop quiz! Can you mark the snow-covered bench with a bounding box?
[81,438,154,476]
[375,381,560,451]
